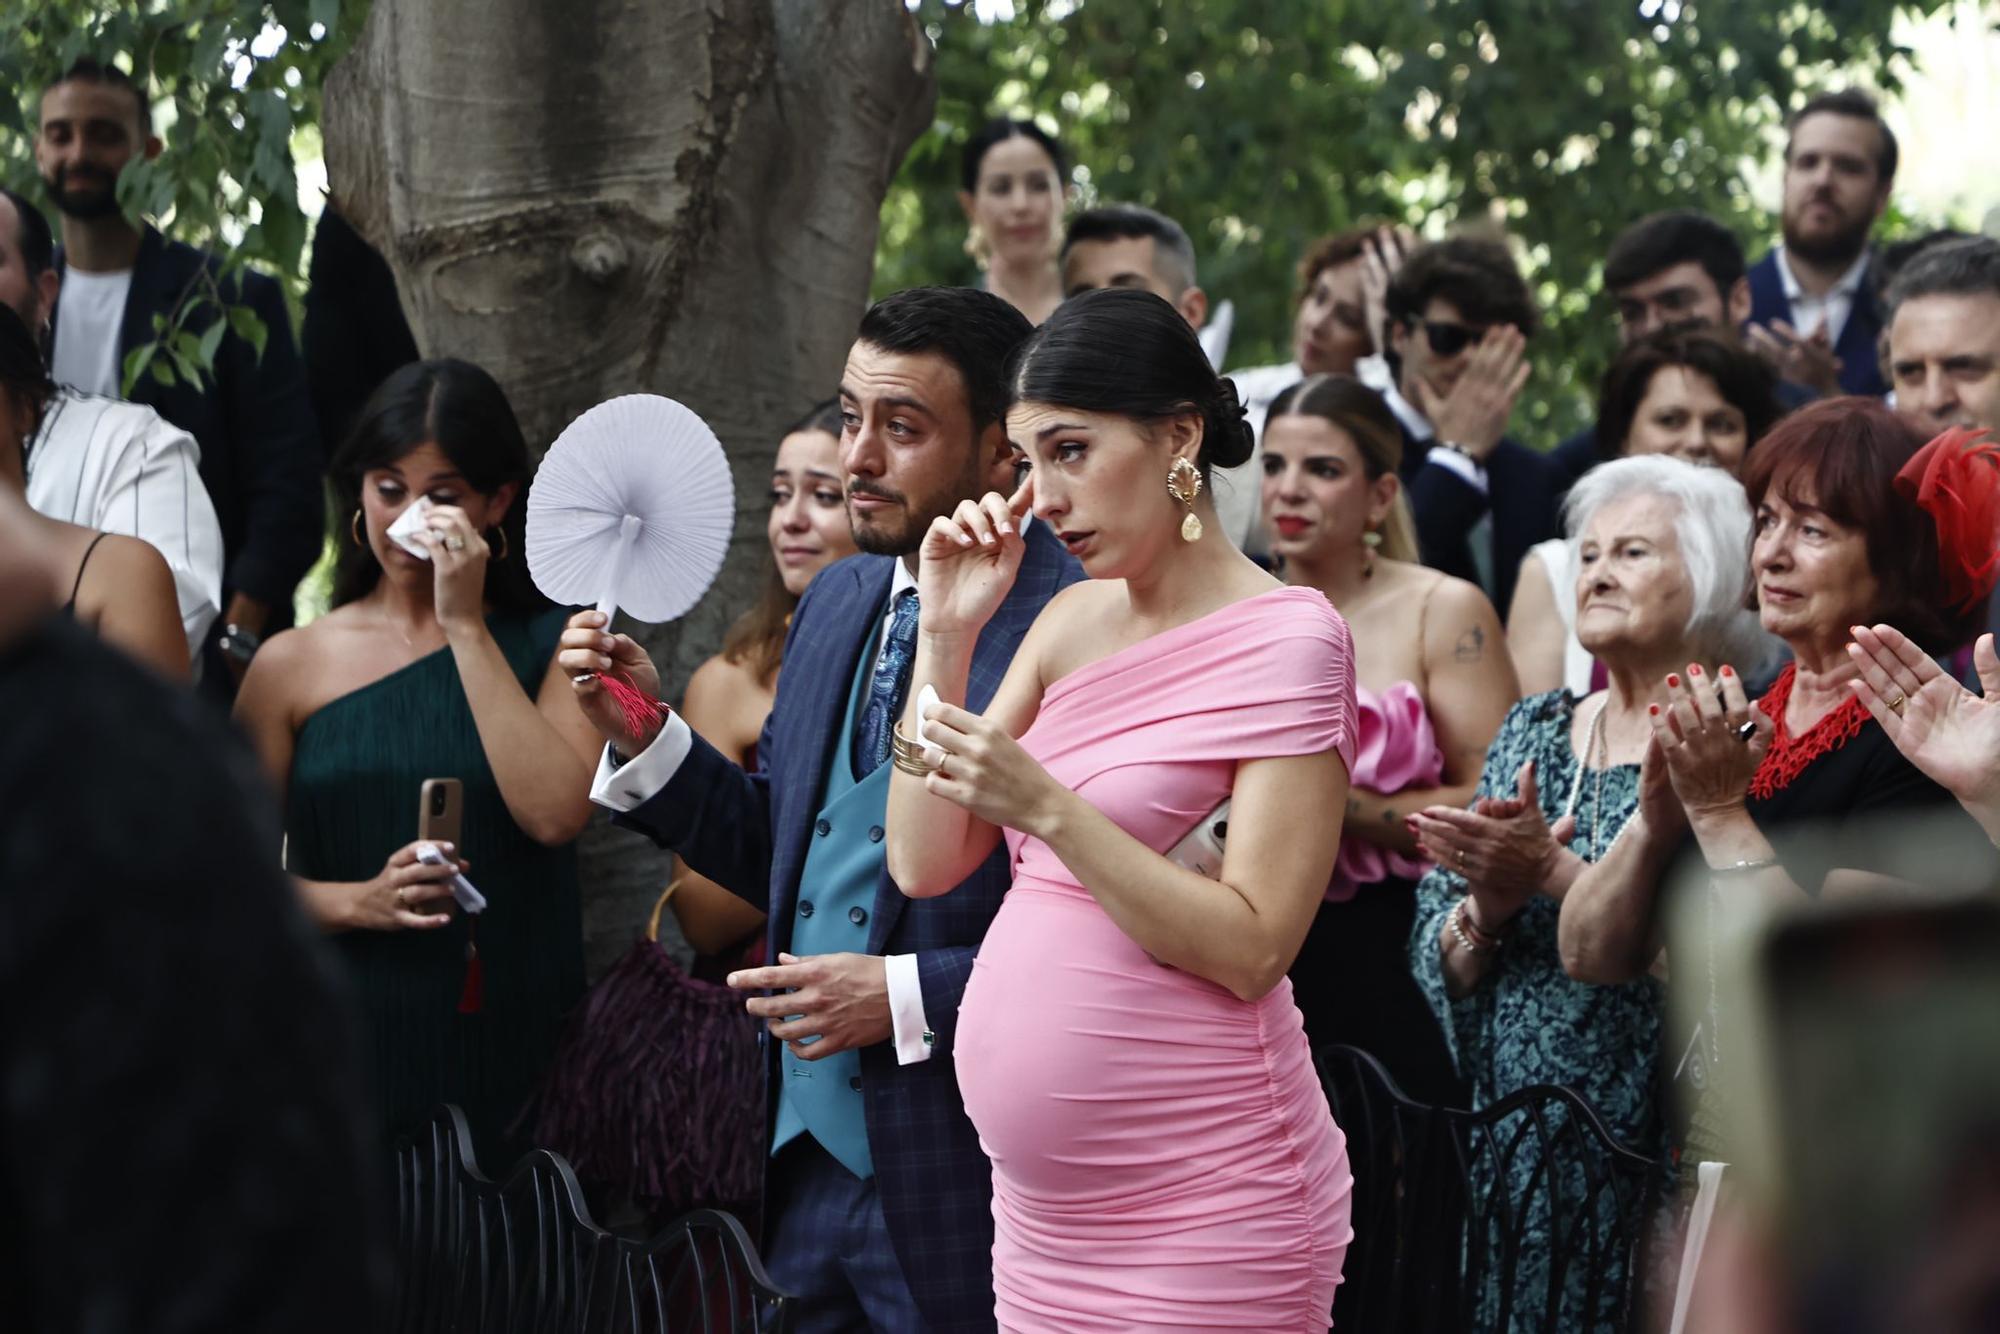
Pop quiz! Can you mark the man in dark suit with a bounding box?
[1379,236,1558,618]
[561,288,1082,1333]
[1550,210,1756,486]
[36,57,324,691]
[1744,89,1897,400]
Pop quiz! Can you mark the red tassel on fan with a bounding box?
[597,669,668,738]
[458,922,485,1015]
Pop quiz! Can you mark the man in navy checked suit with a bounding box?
[561,288,1082,1333]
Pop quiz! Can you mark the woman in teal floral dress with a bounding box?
[1407,456,1774,1330]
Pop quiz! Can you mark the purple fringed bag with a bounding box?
[531,881,765,1217]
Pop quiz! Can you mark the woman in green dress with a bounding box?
[236,359,598,1163]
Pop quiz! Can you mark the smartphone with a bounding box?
[418,778,463,849]
[1164,799,1229,879]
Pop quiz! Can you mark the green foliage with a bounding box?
[0,1,362,390]
[880,0,1956,444]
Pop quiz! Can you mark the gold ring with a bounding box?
[1456,848,1467,870]
[445,535,467,553]
[1888,693,1906,715]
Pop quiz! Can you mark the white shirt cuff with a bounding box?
[1426,445,1490,494]
[885,953,934,1064]
[589,712,695,812]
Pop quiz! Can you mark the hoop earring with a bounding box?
[1362,528,1382,579]
[489,526,509,562]
[350,509,366,548]
[1166,456,1204,543]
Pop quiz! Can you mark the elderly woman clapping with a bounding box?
[1404,454,1771,1329]
[1560,402,2000,990]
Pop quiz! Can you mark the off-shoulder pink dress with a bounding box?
[956,586,1357,1332]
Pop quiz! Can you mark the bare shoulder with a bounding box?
[1415,569,1505,664]
[683,651,764,714]
[88,532,175,591]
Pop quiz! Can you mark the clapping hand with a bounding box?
[1417,326,1530,462]
[1746,319,1842,398]
[917,474,1034,642]
[1359,224,1417,357]
[1411,760,1578,927]
[1849,625,2000,831]
[1649,665,1772,818]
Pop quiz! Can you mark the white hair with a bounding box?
[1563,454,1779,673]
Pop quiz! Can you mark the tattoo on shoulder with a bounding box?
[1453,625,1485,662]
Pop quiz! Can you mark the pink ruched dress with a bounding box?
[956,586,1357,1332]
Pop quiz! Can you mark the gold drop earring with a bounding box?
[1166,457,1204,543]
[1362,528,1382,578]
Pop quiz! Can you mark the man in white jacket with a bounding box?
[1,185,220,661]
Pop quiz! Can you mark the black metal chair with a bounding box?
[1318,1044,1661,1333]
[393,1105,794,1334]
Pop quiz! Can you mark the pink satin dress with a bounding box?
[956,586,1357,1332]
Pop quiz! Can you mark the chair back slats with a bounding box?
[1318,1045,1660,1334]
[392,1106,794,1334]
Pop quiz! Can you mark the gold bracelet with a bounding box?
[890,721,935,776]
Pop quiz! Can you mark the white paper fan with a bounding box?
[526,394,735,624]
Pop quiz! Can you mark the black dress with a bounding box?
[1745,665,2000,894]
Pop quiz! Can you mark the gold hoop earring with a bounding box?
[489,527,509,561]
[1362,528,1382,579]
[350,509,366,548]
[1166,456,1204,543]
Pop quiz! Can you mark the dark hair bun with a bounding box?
[1206,377,1255,471]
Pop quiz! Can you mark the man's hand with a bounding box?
[1746,319,1842,398]
[220,592,271,684]
[729,952,892,1060]
[1417,325,1530,462]
[557,609,666,757]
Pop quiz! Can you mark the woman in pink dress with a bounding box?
[885,287,1356,1331]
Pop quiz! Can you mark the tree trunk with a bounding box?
[322,0,935,975]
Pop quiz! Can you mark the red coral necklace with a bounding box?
[1749,664,1868,801]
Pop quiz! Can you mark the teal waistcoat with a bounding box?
[769,636,890,1179]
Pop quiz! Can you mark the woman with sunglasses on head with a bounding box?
[233,359,600,1164]
[1508,326,1785,696]
[885,289,1356,1329]
[1259,372,1515,1107]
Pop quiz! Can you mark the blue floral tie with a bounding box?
[853,590,920,778]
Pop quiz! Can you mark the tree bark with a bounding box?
[323,0,935,974]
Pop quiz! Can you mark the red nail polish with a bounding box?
[1666,674,1680,688]
[1689,665,1703,677]
[1721,665,1734,677]
[1649,704,1661,716]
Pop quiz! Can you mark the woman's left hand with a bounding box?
[1651,664,1771,818]
[915,699,1067,835]
[420,504,490,635]
[1412,761,1577,917]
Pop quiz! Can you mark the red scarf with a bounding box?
[1750,664,1868,800]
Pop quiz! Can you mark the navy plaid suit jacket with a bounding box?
[614,521,1082,1334]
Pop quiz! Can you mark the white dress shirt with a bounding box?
[1775,246,1871,348]
[24,388,223,659]
[592,557,935,1064]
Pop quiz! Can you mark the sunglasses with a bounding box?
[1419,319,1489,358]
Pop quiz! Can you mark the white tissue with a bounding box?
[386,496,436,560]
[915,684,948,767]
[415,841,487,914]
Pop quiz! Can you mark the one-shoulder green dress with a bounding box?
[285,607,583,1166]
